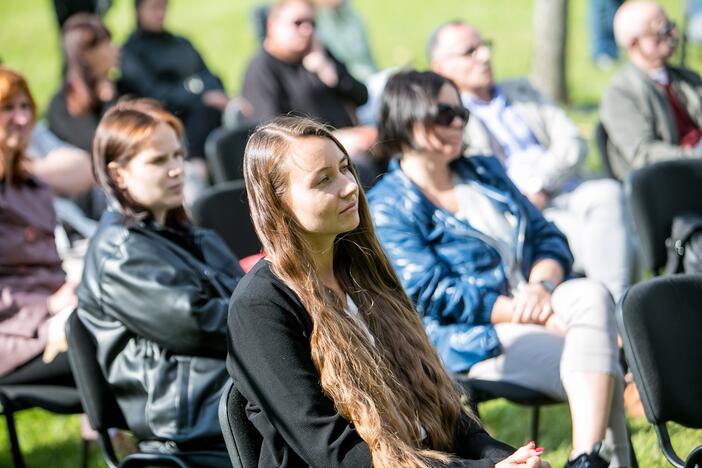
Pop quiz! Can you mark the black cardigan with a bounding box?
[226,260,514,467]
[241,48,367,128]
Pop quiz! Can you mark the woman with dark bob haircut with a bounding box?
[227,115,547,467]
[77,99,242,466]
[367,70,630,467]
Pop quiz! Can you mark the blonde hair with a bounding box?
[244,116,473,467]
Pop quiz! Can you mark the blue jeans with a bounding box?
[589,0,622,60]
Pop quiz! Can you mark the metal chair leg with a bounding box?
[5,410,26,468]
[530,405,541,445]
[80,438,91,468]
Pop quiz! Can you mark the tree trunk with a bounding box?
[530,0,569,104]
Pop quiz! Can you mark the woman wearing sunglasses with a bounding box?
[368,70,630,468]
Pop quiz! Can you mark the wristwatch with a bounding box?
[537,280,557,293]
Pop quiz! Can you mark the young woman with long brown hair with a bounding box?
[226,116,547,467]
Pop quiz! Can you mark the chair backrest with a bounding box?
[205,126,254,184]
[191,180,261,259]
[218,380,262,468]
[624,159,702,274]
[617,275,702,429]
[65,311,129,433]
[594,121,619,181]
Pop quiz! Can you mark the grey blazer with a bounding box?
[600,62,702,180]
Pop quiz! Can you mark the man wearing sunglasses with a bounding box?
[429,20,634,303]
[242,0,367,131]
[601,1,702,180]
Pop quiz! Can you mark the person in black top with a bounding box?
[226,116,548,467]
[47,13,117,220]
[48,13,119,153]
[118,0,229,160]
[241,0,385,189]
[242,0,367,128]
[77,99,242,466]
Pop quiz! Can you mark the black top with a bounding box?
[226,260,514,467]
[241,48,368,128]
[118,29,225,114]
[47,87,104,152]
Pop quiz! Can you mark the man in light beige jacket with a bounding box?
[430,21,635,301]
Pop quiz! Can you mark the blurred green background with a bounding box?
[1,1,701,466]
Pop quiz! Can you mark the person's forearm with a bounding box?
[490,295,514,324]
[528,258,564,285]
[30,147,94,196]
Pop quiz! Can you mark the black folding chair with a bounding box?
[617,275,702,467]
[218,380,262,468]
[453,376,558,445]
[191,180,261,259]
[594,121,619,181]
[0,383,83,468]
[624,159,702,275]
[204,126,255,184]
[65,312,193,468]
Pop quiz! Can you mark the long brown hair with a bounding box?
[244,116,472,467]
[61,13,112,116]
[92,98,188,228]
[0,66,36,184]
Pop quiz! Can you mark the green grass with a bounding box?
[2,402,701,467]
[1,1,701,466]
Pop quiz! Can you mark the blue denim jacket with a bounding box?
[368,156,573,372]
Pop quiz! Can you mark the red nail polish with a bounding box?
[534,447,544,454]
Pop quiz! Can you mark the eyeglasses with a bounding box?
[434,104,469,127]
[292,17,316,28]
[456,40,493,58]
[640,20,677,41]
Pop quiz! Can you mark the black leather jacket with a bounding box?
[77,211,244,442]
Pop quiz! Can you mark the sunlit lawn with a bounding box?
[2,401,701,467]
[1,0,701,466]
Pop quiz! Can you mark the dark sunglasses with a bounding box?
[459,39,493,58]
[434,104,469,126]
[293,18,316,28]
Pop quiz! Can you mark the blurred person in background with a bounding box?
[601,0,702,179]
[311,0,377,83]
[48,13,118,153]
[52,0,112,27]
[241,0,384,188]
[119,0,231,163]
[0,66,77,386]
[430,21,635,302]
[48,13,118,219]
[590,0,623,69]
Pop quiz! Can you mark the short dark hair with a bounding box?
[376,69,460,157]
